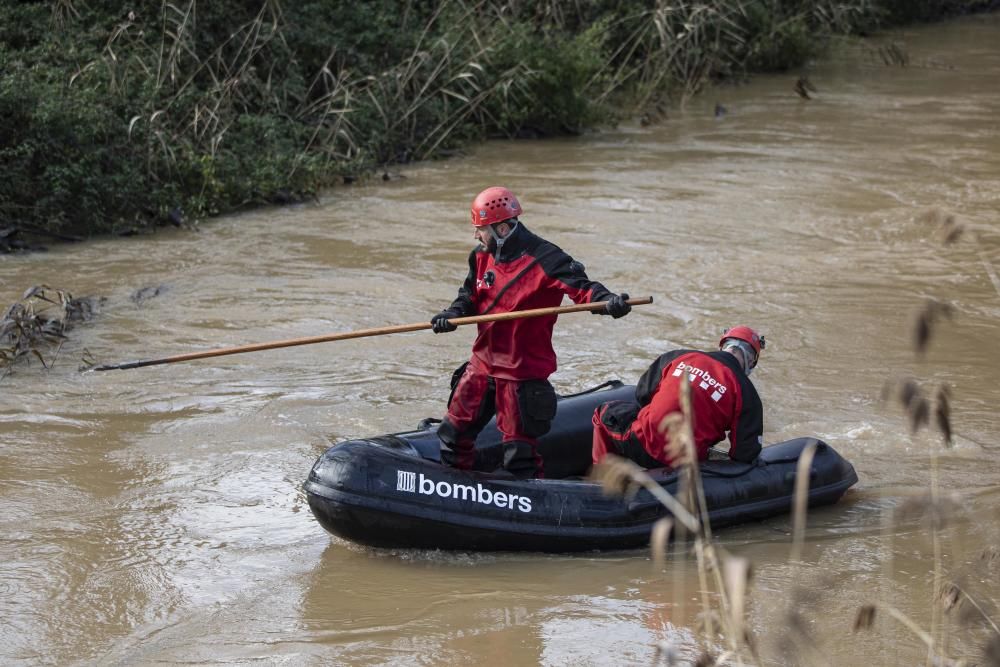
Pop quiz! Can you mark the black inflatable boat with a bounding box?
[304,381,858,552]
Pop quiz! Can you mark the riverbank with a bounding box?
[1,0,997,248]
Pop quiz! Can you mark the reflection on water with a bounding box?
[2,12,1000,666]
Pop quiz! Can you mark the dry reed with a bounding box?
[854,210,1000,665]
[0,286,102,379]
[591,205,1000,663]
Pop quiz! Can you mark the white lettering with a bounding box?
[673,361,730,398]
[400,472,533,513]
[477,484,492,505]
[419,474,434,494]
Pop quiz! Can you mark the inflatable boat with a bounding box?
[304,381,858,552]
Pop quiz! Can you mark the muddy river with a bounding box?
[2,13,999,667]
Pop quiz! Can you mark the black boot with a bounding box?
[502,441,543,479]
[439,441,459,468]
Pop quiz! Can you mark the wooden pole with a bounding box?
[90,296,653,371]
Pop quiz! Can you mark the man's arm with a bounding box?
[729,380,763,462]
[445,249,479,315]
[431,250,478,333]
[534,242,614,304]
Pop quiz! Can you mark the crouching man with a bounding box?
[592,326,765,468]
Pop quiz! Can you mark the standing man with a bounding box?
[592,326,765,468]
[432,186,632,479]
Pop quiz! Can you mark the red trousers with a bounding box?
[439,360,546,478]
[591,401,666,469]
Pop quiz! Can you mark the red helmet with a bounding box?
[719,326,765,365]
[470,187,522,227]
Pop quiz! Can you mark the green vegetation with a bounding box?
[0,0,994,242]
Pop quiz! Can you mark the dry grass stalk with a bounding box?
[651,517,674,569]
[983,635,1000,666]
[892,490,962,532]
[659,413,694,467]
[852,602,971,665]
[590,454,643,501]
[655,376,762,660]
[722,556,751,654]
[979,249,1000,299]
[938,581,1000,636]
[924,208,965,245]
[934,384,953,447]
[692,651,718,667]
[589,456,701,534]
[937,214,965,244]
[691,539,717,649]
[596,373,766,661]
[883,377,954,443]
[660,375,713,538]
[652,640,680,667]
[673,378,745,656]
[774,585,835,667]
[925,208,1000,298]
[790,439,818,562]
[854,604,877,631]
[913,298,955,357]
[868,207,1000,664]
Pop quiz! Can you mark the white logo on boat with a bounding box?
[397,470,417,493]
[673,361,727,402]
[396,471,533,513]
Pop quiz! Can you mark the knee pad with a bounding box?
[517,379,557,437]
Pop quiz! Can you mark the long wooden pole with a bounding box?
[90,296,653,371]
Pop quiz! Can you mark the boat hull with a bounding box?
[304,383,858,552]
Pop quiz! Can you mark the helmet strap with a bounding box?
[489,219,518,260]
[722,340,755,375]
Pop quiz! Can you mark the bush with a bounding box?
[2,0,993,244]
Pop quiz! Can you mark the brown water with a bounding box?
[3,14,1000,666]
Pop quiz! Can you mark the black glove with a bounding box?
[604,293,631,319]
[431,310,459,334]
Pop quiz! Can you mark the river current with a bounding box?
[2,13,999,666]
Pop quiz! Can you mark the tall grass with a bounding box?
[5,0,989,243]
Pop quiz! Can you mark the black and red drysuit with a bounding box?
[592,349,763,468]
[436,222,617,478]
